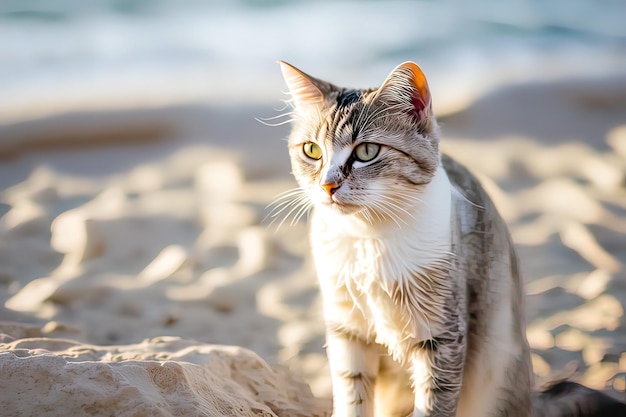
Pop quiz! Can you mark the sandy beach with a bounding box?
[1,72,625,413]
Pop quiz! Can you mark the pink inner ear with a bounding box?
[410,94,428,120]
[402,62,431,121]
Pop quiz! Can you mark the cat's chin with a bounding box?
[317,201,362,216]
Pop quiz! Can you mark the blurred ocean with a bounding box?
[1,0,625,121]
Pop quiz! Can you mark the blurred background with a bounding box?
[2,0,625,122]
[0,0,625,401]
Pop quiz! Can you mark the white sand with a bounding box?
[1,75,625,414]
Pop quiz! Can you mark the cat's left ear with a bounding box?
[279,61,328,111]
[376,61,432,123]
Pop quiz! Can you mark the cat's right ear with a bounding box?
[278,61,326,111]
[375,61,432,125]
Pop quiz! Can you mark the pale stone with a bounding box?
[0,332,329,417]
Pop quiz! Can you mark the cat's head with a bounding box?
[279,61,440,225]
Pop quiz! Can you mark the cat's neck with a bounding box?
[313,163,453,250]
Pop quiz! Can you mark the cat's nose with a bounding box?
[321,182,339,196]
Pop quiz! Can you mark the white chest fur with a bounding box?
[310,166,453,361]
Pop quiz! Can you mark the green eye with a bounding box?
[303,142,323,160]
[354,143,380,162]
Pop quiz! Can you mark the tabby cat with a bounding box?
[276,61,625,417]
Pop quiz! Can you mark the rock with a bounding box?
[0,330,329,417]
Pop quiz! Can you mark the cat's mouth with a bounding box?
[319,198,361,215]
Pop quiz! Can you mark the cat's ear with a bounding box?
[279,61,328,111]
[375,61,432,123]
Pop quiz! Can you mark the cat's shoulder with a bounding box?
[441,153,493,213]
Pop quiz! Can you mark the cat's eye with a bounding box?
[303,142,323,160]
[353,143,380,162]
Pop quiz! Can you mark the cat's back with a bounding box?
[442,153,496,223]
[442,153,534,417]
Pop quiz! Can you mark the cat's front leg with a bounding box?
[326,328,380,417]
[410,335,465,417]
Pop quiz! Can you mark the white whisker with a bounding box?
[255,114,295,127]
[265,187,313,231]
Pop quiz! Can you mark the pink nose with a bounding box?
[321,182,339,196]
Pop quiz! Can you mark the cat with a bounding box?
[275,61,626,417]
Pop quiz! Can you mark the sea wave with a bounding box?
[1,0,625,122]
